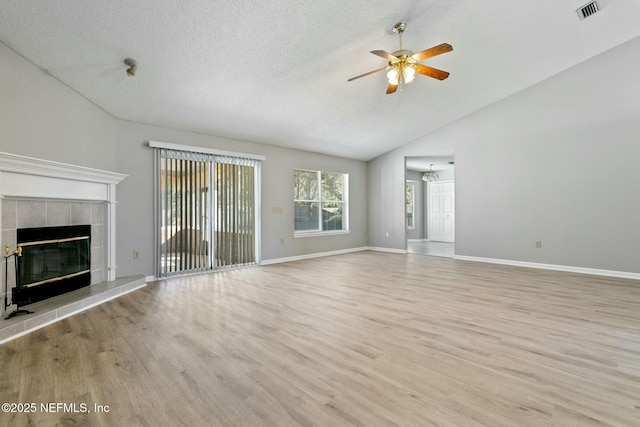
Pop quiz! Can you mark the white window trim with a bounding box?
[293,169,349,236]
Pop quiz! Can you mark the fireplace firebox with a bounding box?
[12,225,91,306]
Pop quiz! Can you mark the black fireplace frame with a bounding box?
[12,225,91,306]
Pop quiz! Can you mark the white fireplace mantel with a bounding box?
[0,152,128,281]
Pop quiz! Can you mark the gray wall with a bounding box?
[115,121,368,276]
[1,41,368,279]
[369,37,640,274]
[0,43,118,171]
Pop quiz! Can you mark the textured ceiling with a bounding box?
[1,0,639,161]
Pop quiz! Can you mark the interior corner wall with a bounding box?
[367,37,640,274]
[0,42,118,171]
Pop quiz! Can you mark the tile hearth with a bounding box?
[0,275,146,344]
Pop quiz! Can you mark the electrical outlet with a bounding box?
[385,231,390,237]
[133,250,140,259]
[280,238,284,245]
[535,241,542,248]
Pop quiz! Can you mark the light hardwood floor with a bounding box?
[0,251,638,426]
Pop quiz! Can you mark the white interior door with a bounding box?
[428,181,455,242]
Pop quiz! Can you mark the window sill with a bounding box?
[293,230,350,238]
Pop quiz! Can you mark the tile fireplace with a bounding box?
[0,152,127,317]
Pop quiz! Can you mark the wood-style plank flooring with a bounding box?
[1,251,639,426]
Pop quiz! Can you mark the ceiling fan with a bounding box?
[348,22,453,94]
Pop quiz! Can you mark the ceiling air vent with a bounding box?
[577,1,600,19]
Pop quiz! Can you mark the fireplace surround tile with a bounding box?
[0,322,25,343]
[71,203,91,224]
[91,220,104,248]
[23,309,58,331]
[17,200,46,228]
[55,299,89,319]
[46,201,72,227]
[92,202,104,224]
[1,230,16,252]
[1,228,17,304]
[91,246,104,284]
[1,199,16,230]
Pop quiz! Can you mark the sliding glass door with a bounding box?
[213,157,256,268]
[155,147,260,277]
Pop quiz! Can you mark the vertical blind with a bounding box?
[214,156,256,268]
[155,147,260,277]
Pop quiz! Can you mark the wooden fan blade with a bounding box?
[371,50,399,62]
[347,66,388,82]
[386,82,398,94]
[411,43,453,62]
[414,64,450,80]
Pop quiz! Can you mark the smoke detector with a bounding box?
[124,58,137,77]
[577,1,600,19]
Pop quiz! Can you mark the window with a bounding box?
[406,182,416,229]
[294,169,348,235]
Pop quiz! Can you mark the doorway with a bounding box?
[405,155,455,257]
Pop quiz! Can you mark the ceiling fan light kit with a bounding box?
[348,22,453,95]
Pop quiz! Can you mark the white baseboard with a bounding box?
[366,246,407,254]
[453,255,640,280]
[261,247,370,265]
[261,246,409,265]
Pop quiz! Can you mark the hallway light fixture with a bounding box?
[422,164,439,182]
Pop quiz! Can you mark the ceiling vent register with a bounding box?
[578,1,600,19]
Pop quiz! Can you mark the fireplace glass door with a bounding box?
[14,225,91,305]
[19,237,90,287]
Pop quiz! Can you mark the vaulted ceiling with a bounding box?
[1,1,638,161]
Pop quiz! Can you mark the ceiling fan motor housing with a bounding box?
[391,50,414,60]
